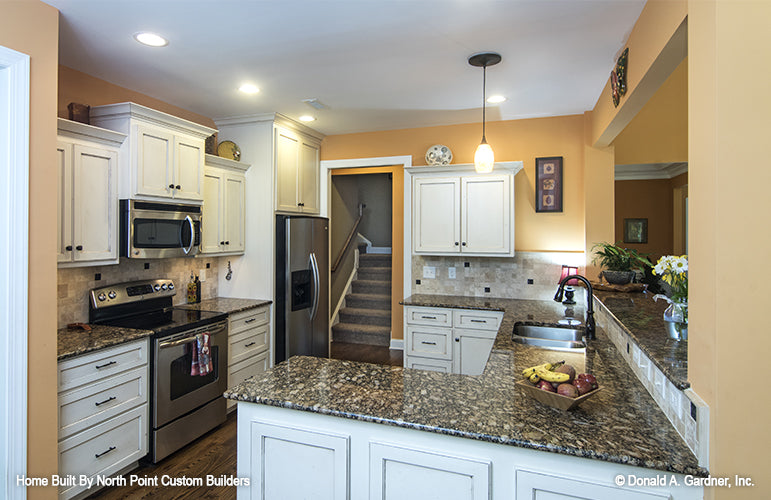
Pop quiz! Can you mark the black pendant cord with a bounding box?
[481,63,487,142]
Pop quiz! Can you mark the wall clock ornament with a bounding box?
[611,47,629,107]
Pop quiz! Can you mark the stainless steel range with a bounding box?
[89,279,228,463]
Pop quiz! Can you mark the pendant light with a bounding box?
[468,52,501,173]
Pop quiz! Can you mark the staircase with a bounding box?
[332,253,392,347]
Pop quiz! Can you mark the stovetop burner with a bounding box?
[100,307,227,337]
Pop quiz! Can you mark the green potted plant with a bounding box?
[591,242,652,284]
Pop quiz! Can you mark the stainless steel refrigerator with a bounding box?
[275,215,329,363]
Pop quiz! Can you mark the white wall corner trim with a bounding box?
[389,339,404,351]
[0,45,30,500]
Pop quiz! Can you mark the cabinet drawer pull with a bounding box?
[455,337,460,342]
[94,396,117,407]
[94,361,117,370]
[65,245,73,251]
[176,185,181,190]
[421,341,437,345]
[461,242,467,246]
[470,319,486,323]
[454,242,459,246]
[75,245,83,251]
[169,184,175,189]
[245,318,257,324]
[244,342,256,348]
[95,446,116,458]
[420,316,437,320]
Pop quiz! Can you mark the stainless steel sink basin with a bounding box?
[512,324,586,350]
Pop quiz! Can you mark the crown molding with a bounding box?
[615,162,688,180]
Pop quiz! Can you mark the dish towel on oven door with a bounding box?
[190,333,212,376]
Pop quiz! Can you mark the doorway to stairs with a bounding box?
[329,166,404,366]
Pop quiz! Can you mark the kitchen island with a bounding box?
[225,295,705,500]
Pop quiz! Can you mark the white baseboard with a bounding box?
[366,246,392,254]
[389,339,404,351]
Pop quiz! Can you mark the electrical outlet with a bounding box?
[199,269,206,282]
[423,266,436,279]
[527,278,534,285]
[448,267,456,279]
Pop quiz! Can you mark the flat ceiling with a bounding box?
[47,0,646,135]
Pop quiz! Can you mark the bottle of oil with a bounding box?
[187,271,198,304]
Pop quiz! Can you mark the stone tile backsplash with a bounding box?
[412,251,586,302]
[58,256,222,328]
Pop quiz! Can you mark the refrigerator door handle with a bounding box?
[309,252,320,320]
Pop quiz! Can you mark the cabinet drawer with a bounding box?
[405,356,453,373]
[453,309,503,331]
[405,306,452,327]
[58,366,148,440]
[58,339,148,392]
[406,326,452,359]
[58,405,147,499]
[230,322,269,365]
[230,306,270,334]
[228,351,270,409]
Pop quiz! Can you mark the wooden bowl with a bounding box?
[517,380,602,411]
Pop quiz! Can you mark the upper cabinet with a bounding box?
[90,103,217,203]
[201,154,250,255]
[57,118,126,267]
[274,124,322,214]
[410,162,523,257]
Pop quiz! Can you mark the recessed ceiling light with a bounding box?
[299,115,316,122]
[239,84,260,94]
[487,95,506,104]
[133,32,169,47]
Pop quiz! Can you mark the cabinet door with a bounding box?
[452,329,495,376]
[201,168,224,254]
[275,127,301,212]
[370,441,490,500]
[224,172,246,252]
[299,140,320,213]
[515,469,669,500]
[72,144,118,263]
[461,175,511,254]
[134,124,173,198]
[173,134,205,201]
[413,177,460,253]
[57,141,74,263]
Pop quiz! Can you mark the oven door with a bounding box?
[153,321,228,428]
[122,200,201,259]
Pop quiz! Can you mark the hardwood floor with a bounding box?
[86,412,237,500]
[330,341,403,366]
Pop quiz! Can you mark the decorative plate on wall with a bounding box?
[425,144,453,166]
[217,140,241,161]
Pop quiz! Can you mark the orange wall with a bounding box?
[614,57,688,165]
[0,0,60,498]
[58,65,216,128]
[322,115,587,252]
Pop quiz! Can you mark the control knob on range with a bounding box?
[154,284,161,291]
[161,284,168,290]
[168,283,175,290]
[108,291,117,299]
[97,293,107,302]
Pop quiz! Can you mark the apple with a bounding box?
[572,378,593,396]
[555,364,576,383]
[537,380,556,392]
[576,373,598,390]
[557,383,579,398]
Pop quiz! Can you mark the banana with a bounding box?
[529,372,540,384]
[522,362,551,378]
[534,365,570,383]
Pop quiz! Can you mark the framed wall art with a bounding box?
[623,218,648,244]
[535,156,563,213]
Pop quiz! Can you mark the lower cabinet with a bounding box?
[228,305,271,410]
[57,339,149,499]
[236,403,701,500]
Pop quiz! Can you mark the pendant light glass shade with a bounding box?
[468,52,501,174]
[474,139,494,173]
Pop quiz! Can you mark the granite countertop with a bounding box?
[594,291,688,389]
[58,325,153,361]
[177,297,272,315]
[227,294,705,477]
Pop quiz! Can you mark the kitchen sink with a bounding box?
[512,324,586,350]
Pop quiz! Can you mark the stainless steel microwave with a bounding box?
[120,200,201,258]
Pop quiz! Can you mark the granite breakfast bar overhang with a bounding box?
[225,294,706,499]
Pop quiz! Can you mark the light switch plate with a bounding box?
[448,267,456,279]
[422,266,436,279]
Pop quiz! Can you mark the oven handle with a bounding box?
[158,323,227,349]
[181,215,195,255]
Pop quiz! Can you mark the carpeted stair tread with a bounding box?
[332,322,391,346]
[339,307,391,326]
[352,279,391,294]
[346,292,391,310]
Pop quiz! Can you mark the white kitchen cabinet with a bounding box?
[370,441,491,500]
[227,305,271,410]
[404,306,502,375]
[57,119,125,267]
[90,102,216,203]
[201,154,249,255]
[410,162,521,257]
[57,338,149,500]
[275,125,321,214]
[515,469,669,499]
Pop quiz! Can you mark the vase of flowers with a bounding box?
[652,255,688,340]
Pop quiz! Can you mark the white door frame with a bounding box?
[0,45,30,500]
